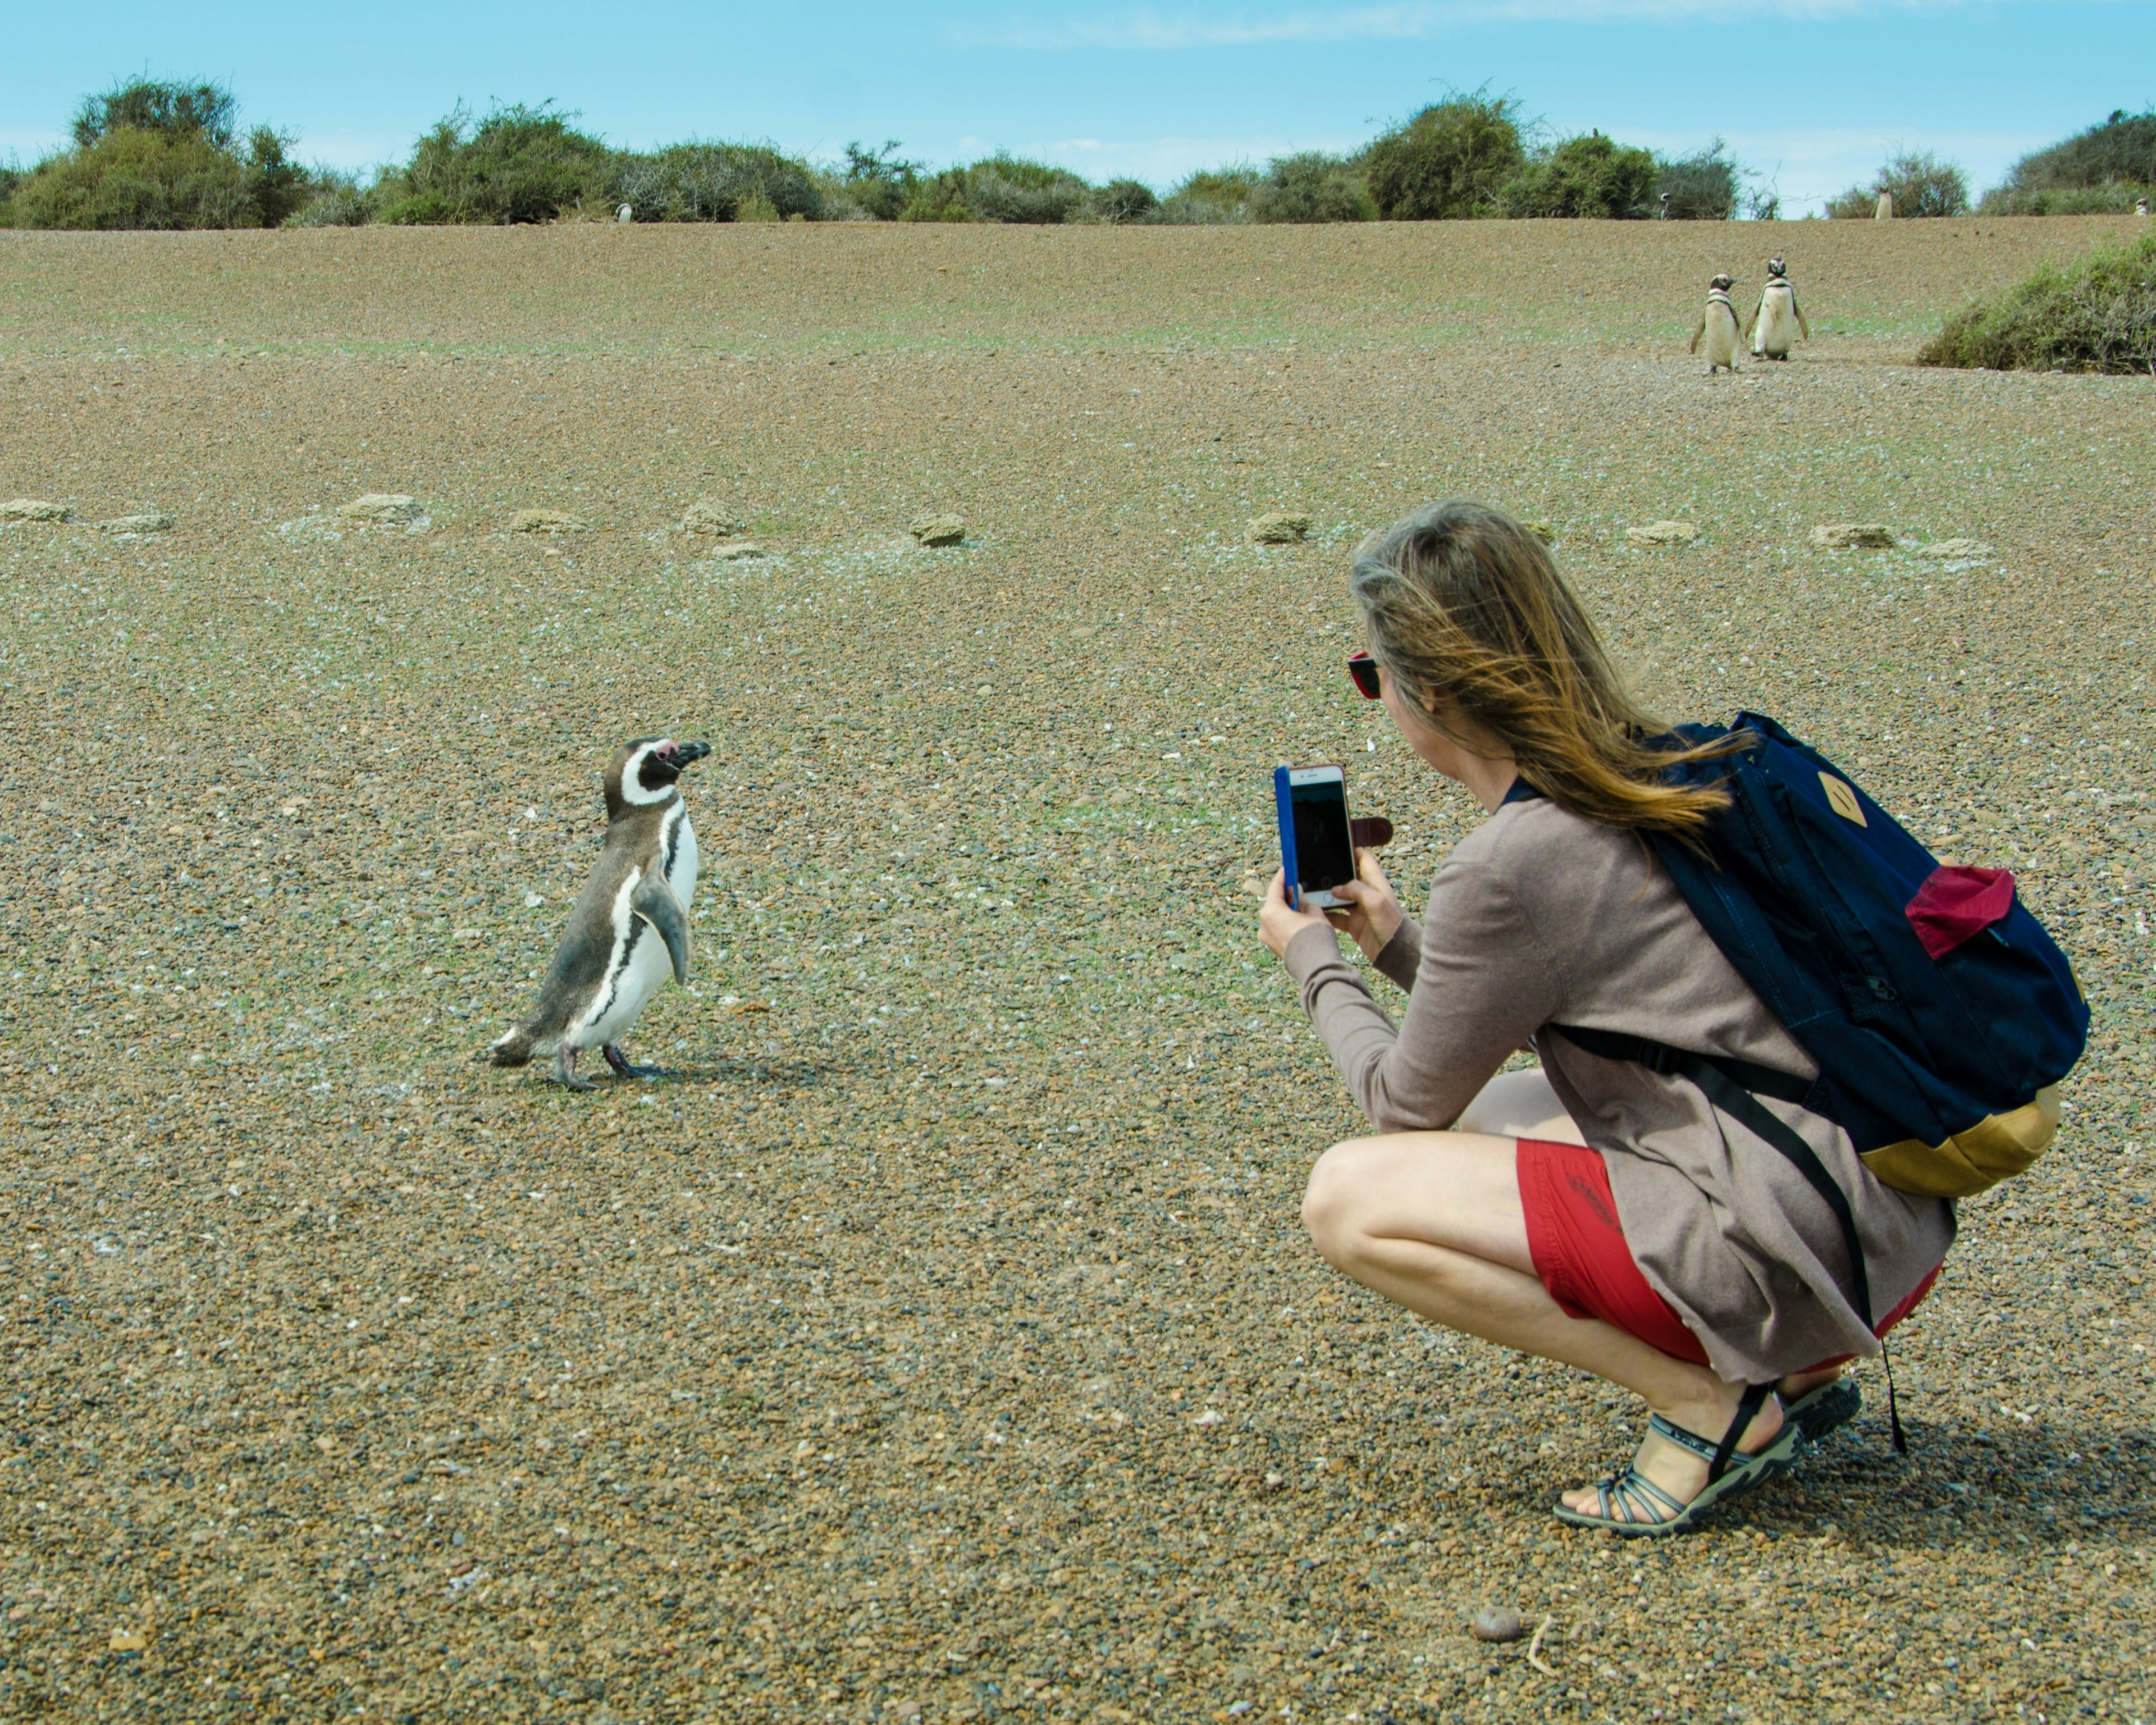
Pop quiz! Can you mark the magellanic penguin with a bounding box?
[485,736,710,1089]
[1748,257,1811,360]
[1689,273,1742,374]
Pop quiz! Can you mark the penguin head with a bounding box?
[1709,273,1734,291]
[1767,256,1788,278]
[605,735,711,816]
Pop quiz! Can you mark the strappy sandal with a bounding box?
[1779,1376,1862,1445]
[1552,1382,1807,1538]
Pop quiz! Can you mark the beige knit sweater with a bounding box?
[1282,795,1954,1383]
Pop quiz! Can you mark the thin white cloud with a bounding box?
[954,0,2105,49]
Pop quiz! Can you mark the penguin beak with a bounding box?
[651,740,710,778]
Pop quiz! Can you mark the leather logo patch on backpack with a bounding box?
[1819,772,1867,825]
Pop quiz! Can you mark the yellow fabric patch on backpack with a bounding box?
[1819,772,1867,825]
[1860,1086,2061,1197]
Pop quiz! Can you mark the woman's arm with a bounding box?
[1277,855,1565,1134]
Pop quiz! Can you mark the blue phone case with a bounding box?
[1273,766,1302,910]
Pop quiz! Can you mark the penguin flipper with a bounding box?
[631,874,692,984]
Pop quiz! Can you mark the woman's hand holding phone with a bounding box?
[1324,850,1404,961]
[1258,869,1331,958]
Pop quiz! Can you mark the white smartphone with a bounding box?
[1274,763,1357,910]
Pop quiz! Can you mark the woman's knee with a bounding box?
[1301,1138,1385,1266]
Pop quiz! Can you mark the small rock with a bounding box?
[681,498,742,536]
[1249,510,1312,544]
[1625,520,1697,546]
[108,1628,148,1653]
[1915,537,1994,560]
[1522,519,1556,544]
[1810,522,1896,550]
[96,510,175,534]
[510,509,589,535]
[0,498,71,522]
[910,512,966,547]
[1471,1605,1524,1643]
[704,540,766,562]
[337,493,423,524]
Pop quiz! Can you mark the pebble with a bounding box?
[95,510,175,533]
[1811,522,1896,550]
[1472,1606,1525,1642]
[910,512,966,546]
[1249,509,1311,544]
[681,498,743,535]
[1915,537,1994,560]
[336,492,423,524]
[0,498,71,522]
[1625,519,1697,546]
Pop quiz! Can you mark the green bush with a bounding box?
[1981,108,2156,214]
[1656,140,1740,220]
[1252,153,1374,223]
[1917,228,2156,374]
[897,155,1087,223]
[615,142,825,222]
[7,127,255,229]
[1157,166,1261,223]
[375,103,613,225]
[1363,94,1523,220]
[287,178,376,227]
[841,140,917,221]
[1827,150,1970,218]
[3,76,316,230]
[966,156,1090,223]
[1979,182,2148,216]
[1090,177,1158,223]
[74,78,237,149]
[1498,133,1659,219]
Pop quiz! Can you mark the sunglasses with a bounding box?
[1347,651,1381,700]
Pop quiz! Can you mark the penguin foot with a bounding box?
[552,1047,600,1092]
[604,1043,668,1080]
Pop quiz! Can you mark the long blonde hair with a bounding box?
[1351,500,1737,837]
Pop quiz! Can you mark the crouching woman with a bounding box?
[1260,501,1949,1535]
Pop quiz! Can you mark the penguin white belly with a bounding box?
[1702,307,1741,369]
[572,921,672,1051]
[665,809,700,909]
[1755,288,1798,355]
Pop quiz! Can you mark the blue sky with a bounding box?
[3,2,2146,213]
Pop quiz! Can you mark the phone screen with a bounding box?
[1281,766,1355,903]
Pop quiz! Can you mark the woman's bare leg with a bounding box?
[1452,1066,1587,1146]
[1301,1126,1782,1519]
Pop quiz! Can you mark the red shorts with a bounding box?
[1515,1137,1939,1372]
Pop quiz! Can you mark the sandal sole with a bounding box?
[1780,1378,1862,1445]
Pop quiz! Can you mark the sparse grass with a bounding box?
[1918,227,2156,373]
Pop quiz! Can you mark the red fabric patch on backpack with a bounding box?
[1906,865,2016,960]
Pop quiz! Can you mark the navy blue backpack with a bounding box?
[1550,711,2088,1331]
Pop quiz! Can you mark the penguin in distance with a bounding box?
[486,736,710,1089]
[1748,257,1810,360]
[1689,273,1742,374]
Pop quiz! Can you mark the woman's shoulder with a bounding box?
[1447,794,1663,920]
[1454,791,1636,866]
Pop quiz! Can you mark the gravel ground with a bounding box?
[1,219,2151,1724]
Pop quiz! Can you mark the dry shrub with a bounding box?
[1918,229,2156,374]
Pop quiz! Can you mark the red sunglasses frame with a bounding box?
[1347,651,1381,700]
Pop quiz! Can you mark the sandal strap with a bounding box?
[1597,1466,1689,1526]
[1649,1382,1776,1484]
